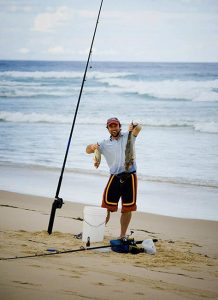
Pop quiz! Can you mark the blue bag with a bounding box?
[110,239,130,253]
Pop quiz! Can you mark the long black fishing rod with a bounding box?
[48,0,104,234]
[0,240,146,261]
[0,245,112,261]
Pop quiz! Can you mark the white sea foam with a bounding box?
[0,112,113,125]
[87,71,132,79]
[0,85,122,98]
[0,111,73,124]
[194,122,218,133]
[0,87,73,98]
[98,78,218,102]
[0,71,83,79]
[0,70,131,79]
[1,70,218,101]
[1,111,218,133]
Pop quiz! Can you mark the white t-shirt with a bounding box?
[99,131,136,174]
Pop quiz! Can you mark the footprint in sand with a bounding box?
[96,282,106,286]
[119,277,135,283]
[13,280,41,287]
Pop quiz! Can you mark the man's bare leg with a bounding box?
[120,212,132,238]
[105,210,110,225]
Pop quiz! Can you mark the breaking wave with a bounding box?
[98,78,218,102]
[0,70,218,101]
[0,70,132,79]
[1,111,218,133]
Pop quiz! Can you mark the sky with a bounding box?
[0,0,218,62]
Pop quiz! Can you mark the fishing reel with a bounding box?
[54,197,64,209]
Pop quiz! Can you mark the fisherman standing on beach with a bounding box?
[86,117,142,238]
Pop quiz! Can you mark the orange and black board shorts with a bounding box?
[101,172,137,213]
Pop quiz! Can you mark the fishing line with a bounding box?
[47,0,104,235]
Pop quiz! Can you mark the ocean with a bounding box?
[0,60,218,220]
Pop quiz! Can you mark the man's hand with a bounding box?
[91,144,99,151]
[86,143,99,154]
[128,122,138,132]
[128,122,142,137]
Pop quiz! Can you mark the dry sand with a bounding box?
[0,190,218,299]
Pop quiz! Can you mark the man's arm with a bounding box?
[86,143,101,169]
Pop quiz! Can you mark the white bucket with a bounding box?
[82,206,107,243]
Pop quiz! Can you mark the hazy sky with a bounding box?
[0,0,218,62]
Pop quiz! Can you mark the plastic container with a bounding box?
[82,206,107,243]
[142,239,156,255]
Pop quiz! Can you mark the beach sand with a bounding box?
[0,190,218,300]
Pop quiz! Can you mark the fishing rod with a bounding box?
[0,245,113,261]
[47,0,104,234]
[0,239,150,261]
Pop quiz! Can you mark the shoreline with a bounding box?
[2,160,218,189]
[1,163,218,221]
[0,190,218,300]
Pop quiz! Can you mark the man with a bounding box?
[86,117,142,238]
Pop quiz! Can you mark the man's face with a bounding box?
[108,123,121,137]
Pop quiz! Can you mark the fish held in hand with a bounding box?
[125,132,135,171]
[93,148,101,168]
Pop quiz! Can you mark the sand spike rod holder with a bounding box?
[47,0,104,234]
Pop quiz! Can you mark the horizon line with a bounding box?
[0,59,218,64]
